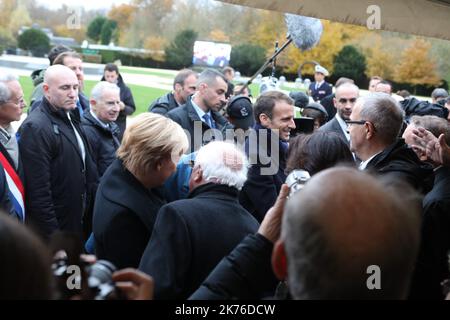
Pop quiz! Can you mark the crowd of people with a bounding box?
[1,44,450,301]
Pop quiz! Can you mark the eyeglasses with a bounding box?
[345,120,367,126]
[345,119,376,132]
[338,98,357,104]
[6,97,25,106]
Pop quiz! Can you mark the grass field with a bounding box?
[119,67,177,79]
[18,71,303,115]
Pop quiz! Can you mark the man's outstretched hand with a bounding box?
[412,127,450,166]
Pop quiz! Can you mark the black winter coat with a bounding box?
[148,92,179,115]
[366,138,433,194]
[138,183,259,300]
[190,233,278,300]
[409,166,450,300]
[239,124,289,222]
[100,74,136,140]
[81,112,120,177]
[18,98,98,240]
[400,97,449,121]
[93,159,166,269]
[166,97,233,152]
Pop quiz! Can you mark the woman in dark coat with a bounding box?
[102,63,136,140]
[93,113,189,269]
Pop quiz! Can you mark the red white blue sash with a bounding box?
[0,152,25,221]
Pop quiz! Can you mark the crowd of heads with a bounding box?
[2,42,450,301]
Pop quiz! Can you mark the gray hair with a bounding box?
[90,81,120,102]
[195,141,248,190]
[282,167,421,299]
[0,73,18,104]
[359,93,404,145]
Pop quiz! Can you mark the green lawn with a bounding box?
[19,72,305,115]
[119,67,176,79]
[20,76,168,115]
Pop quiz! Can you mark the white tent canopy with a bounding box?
[216,0,450,41]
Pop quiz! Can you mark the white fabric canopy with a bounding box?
[216,0,450,41]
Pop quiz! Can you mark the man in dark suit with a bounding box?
[319,83,359,146]
[309,65,332,102]
[166,69,233,152]
[239,91,296,222]
[19,65,98,240]
[139,141,259,299]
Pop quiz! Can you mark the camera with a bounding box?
[285,169,311,196]
[52,255,125,300]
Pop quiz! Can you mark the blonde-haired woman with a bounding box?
[93,113,189,269]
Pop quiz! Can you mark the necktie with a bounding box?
[202,113,215,129]
[76,100,84,117]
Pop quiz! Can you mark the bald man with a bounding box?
[319,83,360,146]
[192,167,421,300]
[18,65,98,240]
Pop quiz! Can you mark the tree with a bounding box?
[365,37,395,80]
[108,4,137,46]
[108,4,136,30]
[0,0,17,30]
[230,44,267,76]
[283,20,365,75]
[395,39,441,89]
[0,27,16,53]
[164,29,198,69]
[333,45,367,85]
[17,28,50,57]
[87,16,108,43]
[54,24,86,44]
[100,20,117,45]
[208,29,229,43]
[9,3,32,35]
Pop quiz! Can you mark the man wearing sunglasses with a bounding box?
[319,83,359,146]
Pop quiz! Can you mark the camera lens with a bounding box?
[87,260,117,287]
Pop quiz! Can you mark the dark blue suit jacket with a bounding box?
[309,81,332,102]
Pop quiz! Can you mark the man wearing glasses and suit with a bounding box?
[348,93,433,193]
[319,83,359,146]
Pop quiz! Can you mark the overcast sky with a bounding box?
[35,0,132,11]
